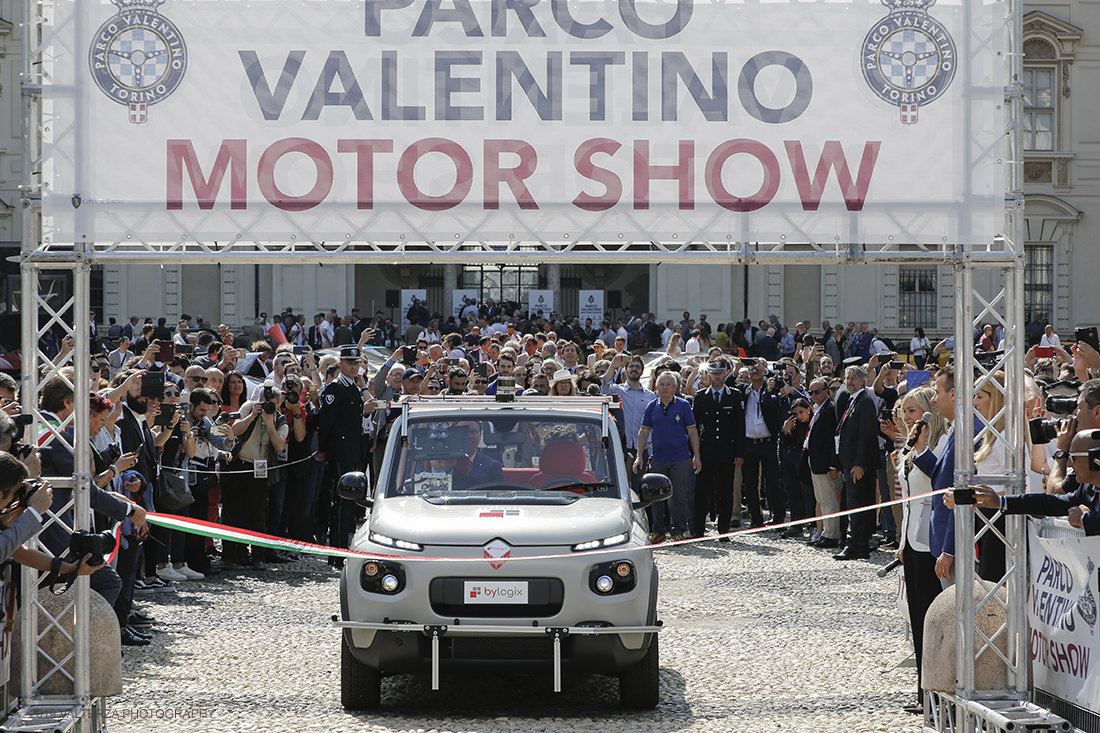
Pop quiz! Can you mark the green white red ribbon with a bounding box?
[143,487,947,565]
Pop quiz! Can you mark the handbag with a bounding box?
[159,467,195,511]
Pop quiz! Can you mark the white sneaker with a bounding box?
[156,566,187,582]
[175,564,205,580]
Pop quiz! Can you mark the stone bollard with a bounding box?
[8,585,123,697]
[921,582,1009,693]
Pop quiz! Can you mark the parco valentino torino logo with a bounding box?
[861,0,956,125]
[89,0,188,124]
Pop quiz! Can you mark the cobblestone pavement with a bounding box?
[108,529,924,733]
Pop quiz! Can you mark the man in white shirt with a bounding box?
[1040,325,1061,349]
[319,313,336,349]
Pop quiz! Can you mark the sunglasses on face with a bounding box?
[90,365,103,373]
[809,388,826,395]
[474,379,487,385]
[163,391,180,398]
[188,376,207,382]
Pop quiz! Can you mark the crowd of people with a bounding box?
[2,300,1097,705]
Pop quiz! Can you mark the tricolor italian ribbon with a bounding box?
[142,487,948,565]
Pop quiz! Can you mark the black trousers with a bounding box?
[323,459,360,550]
[843,468,877,553]
[112,539,140,629]
[185,479,216,572]
[902,544,942,696]
[694,461,735,535]
[221,460,269,564]
[976,508,1006,583]
[741,439,780,525]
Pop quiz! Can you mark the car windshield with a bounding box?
[387,414,617,499]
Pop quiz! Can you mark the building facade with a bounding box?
[0,3,1094,345]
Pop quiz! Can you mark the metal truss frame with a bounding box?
[7,0,1056,732]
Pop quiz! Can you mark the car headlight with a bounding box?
[588,560,636,596]
[572,532,629,552]
[360,560,406,594]
[369,531,423,552]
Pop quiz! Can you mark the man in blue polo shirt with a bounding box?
[634,372,701,543]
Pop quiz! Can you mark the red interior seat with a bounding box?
[527,441,596,489]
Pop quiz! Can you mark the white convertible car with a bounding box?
[335,395,671,710]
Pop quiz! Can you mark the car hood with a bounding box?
[369,496,632,547]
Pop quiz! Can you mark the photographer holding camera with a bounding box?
[224,380,288,570]
[178,388,235,576]
[36,381,146,641]
[0,455,103,599]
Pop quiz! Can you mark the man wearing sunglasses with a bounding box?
[182,365,208,398]
[949,429,1100,535]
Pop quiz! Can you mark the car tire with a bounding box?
[618,634,659,710]
[341,634,381,710]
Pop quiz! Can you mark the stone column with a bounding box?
[547,263,561,312]
[443,263,458,322]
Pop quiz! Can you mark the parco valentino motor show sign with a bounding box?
[43,0,1003,245]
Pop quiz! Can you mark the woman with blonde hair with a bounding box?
[889,385,950,710]
[973,371,1007,583]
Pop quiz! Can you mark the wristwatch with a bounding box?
[1053,449,1068,461]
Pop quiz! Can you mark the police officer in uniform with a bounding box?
[317,346,366,567]
[692,358,745,539]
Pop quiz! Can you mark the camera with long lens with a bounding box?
[68,529,115,566]
[1029,417,1061,445]
[1046,394,1078,415]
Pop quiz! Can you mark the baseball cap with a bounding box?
[402,368,423,381]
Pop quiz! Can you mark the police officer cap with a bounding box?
[706,360,727,374]
[339,345,361,361]
[402,368,423,381]
[842,356,863,366]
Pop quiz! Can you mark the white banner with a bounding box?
[400,289,428,336]
[1027,527,1100,710]
[453,289,479,322]
[528,290,554,316]
[42,0,1003,246]
[579,290,604,326]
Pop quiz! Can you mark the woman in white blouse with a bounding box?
[888,386,950,709]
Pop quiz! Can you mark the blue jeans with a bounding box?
[648,458,694,537]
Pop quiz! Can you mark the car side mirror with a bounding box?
[337,471,373,507]
[633,472,672,510]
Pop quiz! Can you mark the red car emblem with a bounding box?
[484,539,510,570]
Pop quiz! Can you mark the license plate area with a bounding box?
[429,578,564,618]
[464,581,528,604]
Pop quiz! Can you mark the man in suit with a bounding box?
[114,375,163,638]
[307,314,325,350]
[457,421,505,484]
[692,358,745,539]
[736,358,783,528]
[911,365,958,582]
[317,346,366,565]
[834,364,881,560]
[804,378,841,548]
